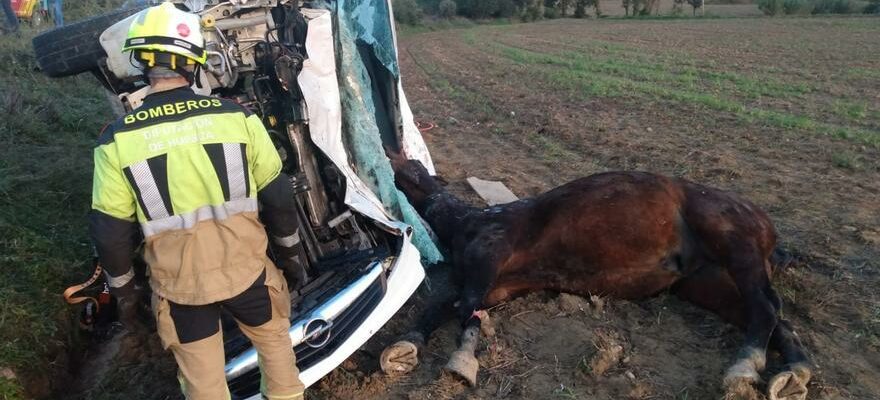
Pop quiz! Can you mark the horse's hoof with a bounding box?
[379,340,419,376]
[723,350,763,388]
[723,359,761,400]
[768,365,811,400]
[443,349,479,386]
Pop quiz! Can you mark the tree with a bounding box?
[544,0,561,18]
[520,0,544,20]
[687,0,704,15]
[574,0,601,17]
[497,0,519,16]
[438,0,457,17]
[623,0,657,15]
[392,0,423,24]
[559,0,573,16]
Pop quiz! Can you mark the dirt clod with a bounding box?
[557,293,589,314]
[724,378,765,400]
[589,330,625,377]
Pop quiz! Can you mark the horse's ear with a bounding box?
[384,146,405,170]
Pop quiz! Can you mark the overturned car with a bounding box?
[33,0,441,398]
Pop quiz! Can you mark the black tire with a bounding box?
[32,7,145,78]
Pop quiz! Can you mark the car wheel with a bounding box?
[32,7,144,78]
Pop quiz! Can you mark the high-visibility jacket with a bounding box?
[90,87,284,305]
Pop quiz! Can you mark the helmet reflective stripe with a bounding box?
[123,2,207,65]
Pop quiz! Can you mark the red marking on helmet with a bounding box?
[177,23,190,37]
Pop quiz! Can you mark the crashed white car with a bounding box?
[33,0,439,398]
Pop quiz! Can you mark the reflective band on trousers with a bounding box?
[141,197,259,237]
[272,229,301,248]
[223,142,248,200]
[105,267,135,288]
[129,159,170,219]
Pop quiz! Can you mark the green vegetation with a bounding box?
[831,151,863,170]
[393,0,425,25]
[482,37,879,148]
[407,52,497,120]
[757,0,864,14]
[0,3,123,397]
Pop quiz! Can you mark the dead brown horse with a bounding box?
[380,149,811,400]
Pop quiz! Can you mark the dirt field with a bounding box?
[308,17,880,400]
[62,16,880,400]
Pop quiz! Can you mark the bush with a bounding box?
[438,0,458,17]
[522,0,545,20]
[757,0,784,14]
[757,0,812,14]
[866,0,880,12]
[811,0,857,13]
[574,0,588,16]
[497,0,519,17]
[758,0,864,13]
[393,0,423,24]
[784,0,814,13]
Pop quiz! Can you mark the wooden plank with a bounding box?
[466,177,519,206]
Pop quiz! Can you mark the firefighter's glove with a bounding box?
[278,255,310,292]
[272,231,311,291]
[113,281,148,335]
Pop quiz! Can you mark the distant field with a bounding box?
[311,16,880,400]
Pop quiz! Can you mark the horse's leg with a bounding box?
[766,319,811,400]
[442,244,500,386]
[722,249,779,390]
[442,285,487,386]
[380,294,458,376]
[674,265,811,400]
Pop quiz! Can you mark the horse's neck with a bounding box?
[421,191,478,245]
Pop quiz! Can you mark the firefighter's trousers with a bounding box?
[153,265,305,400]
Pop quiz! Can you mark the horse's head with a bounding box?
[386,147,443,208]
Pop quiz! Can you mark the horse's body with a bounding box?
[442,172,776,305]
[382,151,811,400]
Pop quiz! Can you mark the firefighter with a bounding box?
[89,3,307,399]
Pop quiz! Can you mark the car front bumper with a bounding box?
[226,227,425,399]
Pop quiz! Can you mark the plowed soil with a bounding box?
[310,17,880,400]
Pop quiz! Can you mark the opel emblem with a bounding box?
[303,318,332,349]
